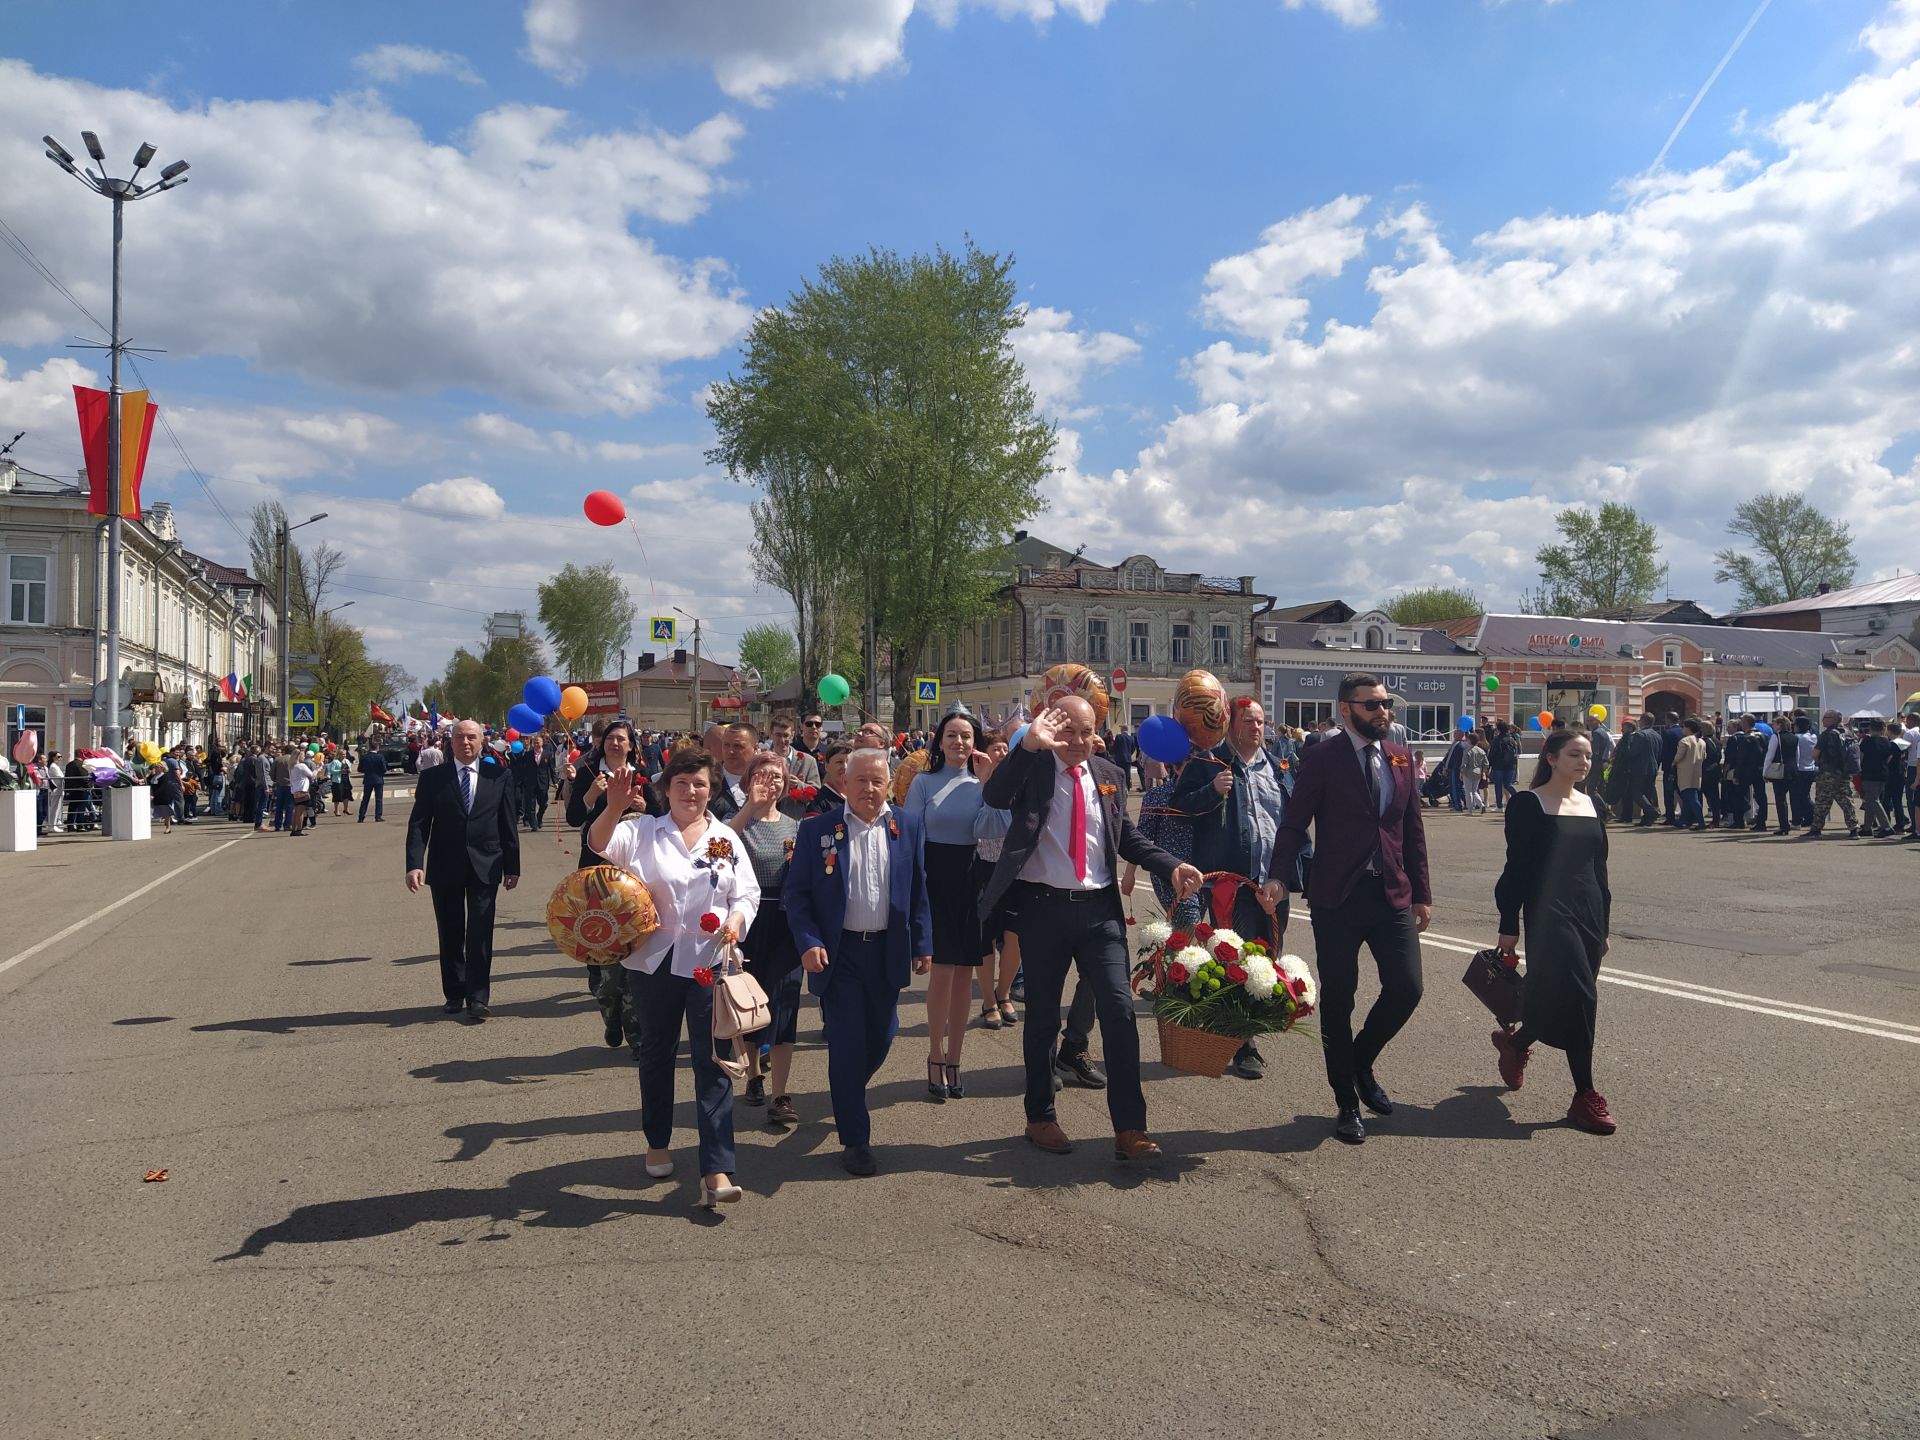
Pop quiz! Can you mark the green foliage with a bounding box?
[1713,491,1857,611]
[737,623,799,689]
[1382,585,1482,625]
[431,635,550,725]
[707,241,1054,726]
[537,562,635,682]
[1524,502,1661,614]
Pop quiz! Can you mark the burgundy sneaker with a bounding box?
[1567,1090,1617,1135]
[1491,1029,1531,1090]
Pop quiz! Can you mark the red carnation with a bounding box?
[1225,963,1248,985]
[1498,951,1520,970]
[1195,923,1216,941]
[1167,931,1191,951]
[1288,976,1308,998]
[692,966,715,987]
[1167,962,1191,985]
[1125,916,1137,926]
[1212,941,1236,965]
[699,912,721,934]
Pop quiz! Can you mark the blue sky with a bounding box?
[3,0,1916,685]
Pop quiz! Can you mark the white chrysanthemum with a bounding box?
[1242,954,1278,1002]
[1136,920,1172,954]
[1208,928,1243,954]
[1276,953,1318,1007]
[1171,945,1211,980]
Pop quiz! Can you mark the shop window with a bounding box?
[4,704,48,758]
[1509,685,1545,728]
[1401,704,1453,741]
[1283,699,1335,730]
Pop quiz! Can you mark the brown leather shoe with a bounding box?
[1113,1130,1163,1165]
[1024,1120,1073,1154]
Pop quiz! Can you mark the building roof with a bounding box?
[1262,599,1356,624]
[0,461,81,496]
[1734,575,1920,616]
[184,551,266,589]
[1583,599,1719,625]
[1446,613,1875,670]
[624,651,741,687]
[1258,620,1472,657]
[1005,532,1096,573]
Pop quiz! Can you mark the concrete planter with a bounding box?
[106,785,152,842]
[0,788,35,852]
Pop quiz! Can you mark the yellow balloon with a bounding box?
[559,685,590,722]
[138,741,162,763]
[1588,704,1608,722]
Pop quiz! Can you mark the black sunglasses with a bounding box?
[803,719,823,727]
[1350,697,1395,712]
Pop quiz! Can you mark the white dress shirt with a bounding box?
[842,806,892,930]
[602,813,761,977]
[1020,755,1110,890]
[453,759,481,812]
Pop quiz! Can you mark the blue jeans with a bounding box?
[271,785,292,830]
[1680,788,1703,827]
[631,959,735,1176]
[1449,770,1466,811]
[1491,766,1517,809]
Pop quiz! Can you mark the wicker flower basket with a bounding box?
[1155,1018,1247,1078]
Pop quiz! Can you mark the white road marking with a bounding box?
[0,835,251,979]
[1290,907,1920,1047]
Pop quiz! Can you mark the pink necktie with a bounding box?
[1068,764,1087,882]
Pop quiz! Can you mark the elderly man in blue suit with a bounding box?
[785,748,933,1177]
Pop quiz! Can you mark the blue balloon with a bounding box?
[1458,715,1476,732]
[1754,721,1775,737]
[1138,713,1192,764]
[509,740,525,754]
[1527,715,1544,731]
[523,676,563,715]
[508,702,546,733]
[1008,724,1030,750]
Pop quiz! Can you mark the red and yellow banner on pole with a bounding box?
[73,386,157,520]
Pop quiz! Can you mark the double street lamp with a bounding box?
[44,130,189,753]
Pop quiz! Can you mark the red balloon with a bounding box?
[583,490,626,527]
[504,728,520,742]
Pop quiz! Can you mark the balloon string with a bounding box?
[624,518,657,606]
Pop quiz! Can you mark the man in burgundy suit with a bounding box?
[1265,672,1431,1144]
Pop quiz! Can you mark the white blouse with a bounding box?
[600,812,761,977]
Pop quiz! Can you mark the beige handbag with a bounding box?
[709,942,770,1081]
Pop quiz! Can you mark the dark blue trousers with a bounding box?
[358,777,384,821]
[631,959,734,1176]
[820,931,901,1148]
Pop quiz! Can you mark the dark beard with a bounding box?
[1349,710,1392,741]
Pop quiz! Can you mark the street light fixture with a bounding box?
[45,128,191,753]
[672,605,705,729]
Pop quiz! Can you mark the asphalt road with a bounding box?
[2,797,1915,1439]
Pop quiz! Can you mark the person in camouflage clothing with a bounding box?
[1807,710,1860,839]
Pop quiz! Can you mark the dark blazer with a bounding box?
[405,758,521,887]
[1163,741,1300,881]
[358,750,387,780]
[1269,730,1430,912]
[783,806,933,995]
[977,745,1180,922]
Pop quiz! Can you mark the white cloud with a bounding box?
[523,0,1117,102]
[353,44,483,85]
[0,356,99,474]
[463,412,688,462]
[404,476,507,519]
[1281,0,1380,25]
[2,63,750,415]
[163,404,419,486]
[1044,7,1920,612]
[1863,0,1920,62]
[1009,306,1140,419]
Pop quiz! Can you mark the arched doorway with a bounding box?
[1643,689,1694,723]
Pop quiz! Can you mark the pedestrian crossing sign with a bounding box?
[915,677,940,704]
[650,616,676,644]
[288,699,318,728]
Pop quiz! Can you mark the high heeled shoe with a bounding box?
[943,1063,965,1099]
[926,1060,948,1102]
[644,1155,674,1179]
[696,1177,743,1208]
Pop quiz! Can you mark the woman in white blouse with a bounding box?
[589,748,761,1209]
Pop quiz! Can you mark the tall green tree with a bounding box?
[707,242,1054,726]
[1713,491,1857,611]
[737,623,799,690]
[537,562,635,681]
[430,635,549,725]
[1523,502,1661,615]
[1382,585,1482,625]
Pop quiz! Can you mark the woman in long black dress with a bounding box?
[1491,727,1616,1135]
[565,720,661,1049]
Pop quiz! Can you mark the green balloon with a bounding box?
[1483,675,1500,692]
[817,673,851,707]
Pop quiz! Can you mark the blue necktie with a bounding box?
[459,765,473,814]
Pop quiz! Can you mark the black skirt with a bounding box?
[925,841,986,967]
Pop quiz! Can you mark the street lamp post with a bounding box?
[278,512,328,737]
[673,607,703,731]
[44,131,188,754]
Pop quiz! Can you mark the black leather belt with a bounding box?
[1014,880,1108,903]
[841,927,887,942]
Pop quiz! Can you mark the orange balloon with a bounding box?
[559,685,589,721]
[546,865,658,965]
[1173,669,1229,750]
[1538,711,1555,728]
[1036,662,1110,731]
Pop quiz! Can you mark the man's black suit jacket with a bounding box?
[406,758,521,888]
[977,745,1178,923]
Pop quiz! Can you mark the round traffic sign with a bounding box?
[1111,667,1128,693]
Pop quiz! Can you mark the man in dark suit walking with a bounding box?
[981,696,1203,1164]
[784,749,932,1176]
[357,743,388,823]
[1266,672,1431,1145]
[405,719,521,1020]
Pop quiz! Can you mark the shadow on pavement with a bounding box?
[191,990,591,1036]
[410,1045,631,1087]
[289,955,373,967]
